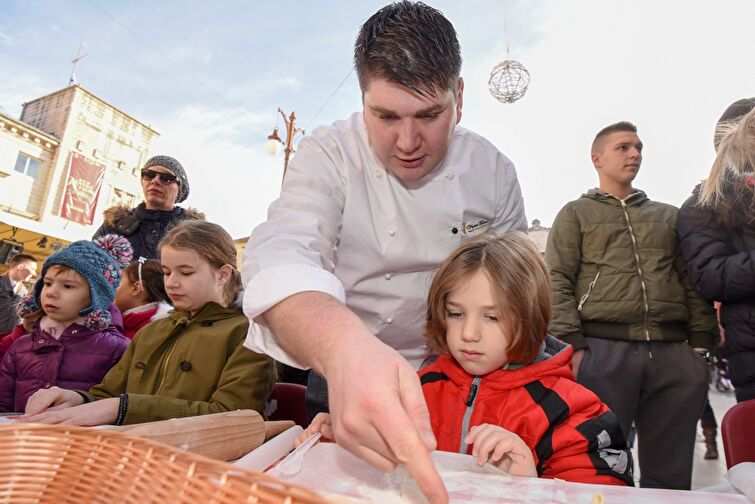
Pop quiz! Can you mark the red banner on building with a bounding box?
[61,153,106,225]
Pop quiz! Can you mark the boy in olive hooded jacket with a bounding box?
[545,121,717,490]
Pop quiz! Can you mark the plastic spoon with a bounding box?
[272,431,322,476]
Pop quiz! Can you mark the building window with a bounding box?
[14,153,40,178]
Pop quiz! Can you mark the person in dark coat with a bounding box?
[93,155,204,259]
[0,254,36,334]
[678,97,755,404]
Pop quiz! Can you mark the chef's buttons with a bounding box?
[180,361,192,372]
[387,228,396,237]
[386,318,393,324]
[446,173,455,180]
[375,170,383,179]
[384,273,392,280]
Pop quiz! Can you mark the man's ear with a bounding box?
[455,77,464,124]
[591,151,601,169]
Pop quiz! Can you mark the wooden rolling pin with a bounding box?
[110,410,294,461]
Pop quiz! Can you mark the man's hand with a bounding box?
[324,335,448,503]
[264,292,448,503]
[571,349,585,380]
[23,386,84,415]
[465,424,537,477]
[20,397,120,426]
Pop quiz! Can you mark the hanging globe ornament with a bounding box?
[488,3,530,104]
[488,59,530,104]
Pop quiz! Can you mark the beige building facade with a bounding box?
[1,85,158,267]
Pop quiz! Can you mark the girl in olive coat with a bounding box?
[21,221,275,425]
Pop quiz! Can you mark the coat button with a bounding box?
[376,170,383,179]
[446,173,455,180]
[451,227,459,234]
[388,228,396,237]
[38,339,45,344]
[72,330,77,334]
[386,318,393,324]
[385,273,392,280]
[180,361,192,371]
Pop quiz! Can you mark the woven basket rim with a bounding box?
[0,423,327,504]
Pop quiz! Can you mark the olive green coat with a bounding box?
[545,189,717,351]
[84,302,275,425]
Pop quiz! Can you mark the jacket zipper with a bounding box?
[577,270,601,311]
[155,321,188,395]
[460,376,481,454]
[619,198,653,357]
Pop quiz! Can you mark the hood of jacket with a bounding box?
[168,301,243,326]
[103,204,205,227]
[581,188,648,206]
[434,335,574,392]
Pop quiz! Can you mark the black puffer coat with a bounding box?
[93,203,204,260]
[678,184,755,402]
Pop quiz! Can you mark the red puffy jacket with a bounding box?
[419,336,633,486]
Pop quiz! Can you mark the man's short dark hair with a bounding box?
[9,253,36,267]
[354,1,462,98]
[592,121,638,153]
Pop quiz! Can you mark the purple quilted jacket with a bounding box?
[0,305,129,413]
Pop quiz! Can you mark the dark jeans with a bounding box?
[700,396,717,426]
[305,371,330,423]
[578,338,709,490]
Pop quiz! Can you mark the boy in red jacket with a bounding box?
[301,233,632,485]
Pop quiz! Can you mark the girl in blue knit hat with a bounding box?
[0,235,133,413]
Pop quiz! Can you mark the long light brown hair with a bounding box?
[698,109,755,221]
[158,221,241,306]
[425,232,551,366]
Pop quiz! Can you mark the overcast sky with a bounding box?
[2,0,754,238]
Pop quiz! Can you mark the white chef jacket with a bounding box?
[243,112,527,369]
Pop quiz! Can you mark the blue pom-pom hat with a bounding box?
[19,234,133,330]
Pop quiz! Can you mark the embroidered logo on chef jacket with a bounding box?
[460,218,490,235]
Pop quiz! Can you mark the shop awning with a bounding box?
[0,211,74,271]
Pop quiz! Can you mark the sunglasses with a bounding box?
[141,168,178,184]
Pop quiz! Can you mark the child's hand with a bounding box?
[294,412,334,447]
[21,397,119,426]
[465,424,537,477]
[23,386,84,415]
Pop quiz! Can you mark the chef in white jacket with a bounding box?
[242,3,527,502]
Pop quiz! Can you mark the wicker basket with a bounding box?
[0,423,327,503]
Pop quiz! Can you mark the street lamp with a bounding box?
[265,108,305,180]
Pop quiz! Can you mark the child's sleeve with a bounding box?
[0,345,19,412]
[85,336,136,401]
[120,336,275,424]
[540,398,634,486]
